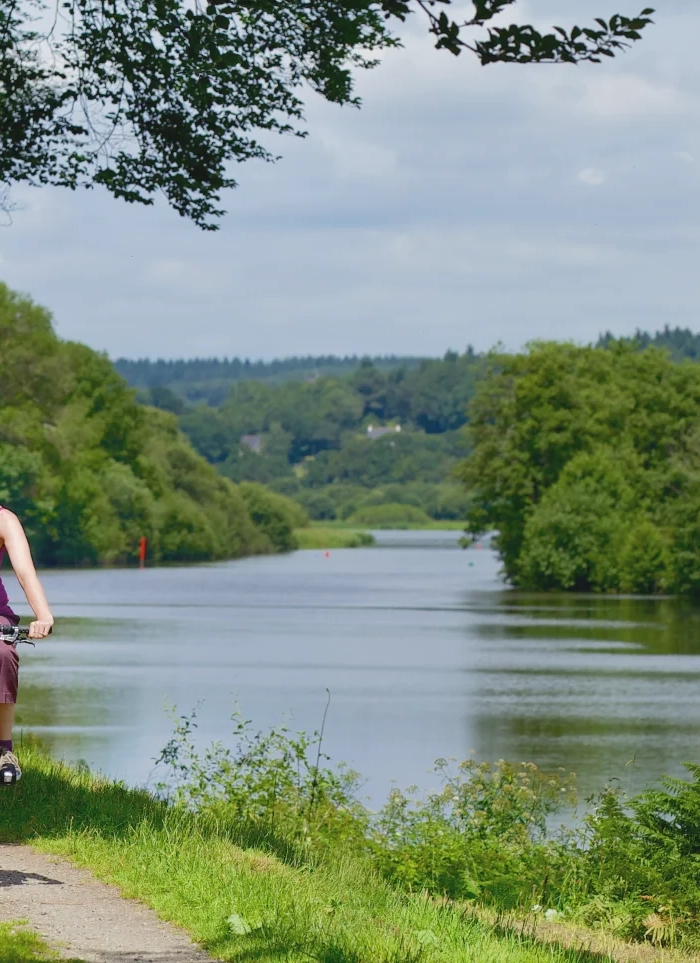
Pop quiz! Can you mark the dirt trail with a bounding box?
[0,844,220,962]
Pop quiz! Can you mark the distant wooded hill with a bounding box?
[114,355,431,406]
[115,328,700,406]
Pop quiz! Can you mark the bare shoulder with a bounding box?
[0,509,21,535]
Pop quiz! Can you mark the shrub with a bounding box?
[517,450,638,591]
[369,759,574,906]
[156,707,367,850]
[239,482,308,552]
[155,492,222,562]
[619,520,670,594]
[556,765,700,945]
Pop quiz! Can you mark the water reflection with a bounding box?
[4,536,700,800]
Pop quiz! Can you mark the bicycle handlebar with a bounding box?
[0,625,51,645]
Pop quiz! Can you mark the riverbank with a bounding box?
[293,520,465,548]
[0,748,634,963]
[7,731,700,960]
[308,519,467,531]
[294,526,376,549]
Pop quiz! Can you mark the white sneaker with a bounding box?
[0,748,21,784]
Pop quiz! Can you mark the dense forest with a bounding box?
[464,341,700,596]
[143,353,482,524]
[0,284,305,566]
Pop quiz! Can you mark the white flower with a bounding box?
[545,909,558,921]
[531,904,542,913]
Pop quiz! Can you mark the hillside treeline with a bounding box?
[598,325,700,362]
[162,353,481,524]
[115,354,429,406]
[0,284,304,566]
[464,341,700,595]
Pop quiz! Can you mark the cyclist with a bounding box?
[0,506,54,784]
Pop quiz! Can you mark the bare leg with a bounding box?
[0,703,14,741]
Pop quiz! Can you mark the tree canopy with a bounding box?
[463,341,700,596]
[1,0,654,227]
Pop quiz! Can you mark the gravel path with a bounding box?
[0,845,221,963]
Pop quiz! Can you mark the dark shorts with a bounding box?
[0,615,19,704]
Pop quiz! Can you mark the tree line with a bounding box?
[0,283,305,566]
[114,355,427,407]
[598,325,700,362]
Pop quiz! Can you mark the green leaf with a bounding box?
[227,913,253,936]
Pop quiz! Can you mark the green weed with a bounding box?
[0,922,84,963]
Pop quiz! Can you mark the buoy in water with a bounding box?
[324,551,330,558]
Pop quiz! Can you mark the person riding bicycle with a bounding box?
[0,506,54,784]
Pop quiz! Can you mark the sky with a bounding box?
[1,1,698,361]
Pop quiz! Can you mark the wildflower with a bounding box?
[531,904,542,913]
[545,909,558,921]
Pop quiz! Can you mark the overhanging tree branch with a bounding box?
[0,1,655,228]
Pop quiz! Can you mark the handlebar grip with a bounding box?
[0,625,48,642]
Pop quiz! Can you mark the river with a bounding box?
[7,530,700,803]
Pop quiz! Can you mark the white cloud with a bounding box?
[575,74,690,123]
[577,167,607,187]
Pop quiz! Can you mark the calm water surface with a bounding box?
[8,531,700,800]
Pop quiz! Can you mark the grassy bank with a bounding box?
[295,527,376,549]
[309,519,466,532]
[0,749,634,963]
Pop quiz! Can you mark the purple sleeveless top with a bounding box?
[0,507,19,625]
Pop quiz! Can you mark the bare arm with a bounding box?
[0,510,54,639]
